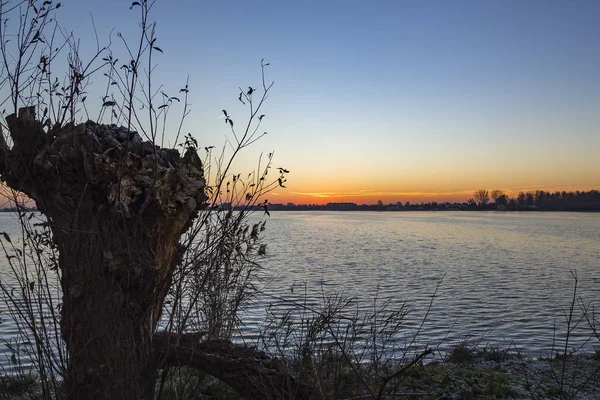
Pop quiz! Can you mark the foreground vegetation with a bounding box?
[2,342,599,399]
[2,272,599,399]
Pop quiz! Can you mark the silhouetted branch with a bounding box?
[376,348,434,400]
[154,332,320,400]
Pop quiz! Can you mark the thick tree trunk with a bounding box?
[57,218,160,399]
[1,107,207,399]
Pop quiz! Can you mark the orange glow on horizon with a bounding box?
[3,182,598,208]
[267,185,600,206]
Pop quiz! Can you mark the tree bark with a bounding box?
[1,107,207,399]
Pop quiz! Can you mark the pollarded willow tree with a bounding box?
[0,1,308,399]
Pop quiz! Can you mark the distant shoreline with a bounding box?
[259,209,600,212]
[3,207,599,213]
[245,203,600,213]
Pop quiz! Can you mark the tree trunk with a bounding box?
[1,107,207,399]
[57,218,161,399]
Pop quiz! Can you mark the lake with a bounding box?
[1,211,599,369]
[242,211,600,357]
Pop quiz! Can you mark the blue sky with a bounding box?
[36,0,600,203]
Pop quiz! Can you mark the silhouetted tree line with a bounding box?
[469,189,600,211]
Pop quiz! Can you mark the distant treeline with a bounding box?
[242,189,600,212]
[467,189,600,211]
[4,191,598,214]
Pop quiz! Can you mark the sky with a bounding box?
[3,0,600,205]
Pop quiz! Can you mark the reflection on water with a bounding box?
[241,211,600,357]
[1,211,599,369]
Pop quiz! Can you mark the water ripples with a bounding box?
[1,211,599,369]
[246,211,600,357]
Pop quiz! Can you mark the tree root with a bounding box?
[154,332,321,400]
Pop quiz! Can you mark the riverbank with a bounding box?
[2,348,599,399]
[412,347,600,399]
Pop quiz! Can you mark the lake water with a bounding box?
[242,211,600,357]
[1,211,599,369]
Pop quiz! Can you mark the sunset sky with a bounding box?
[4,0,600,205]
